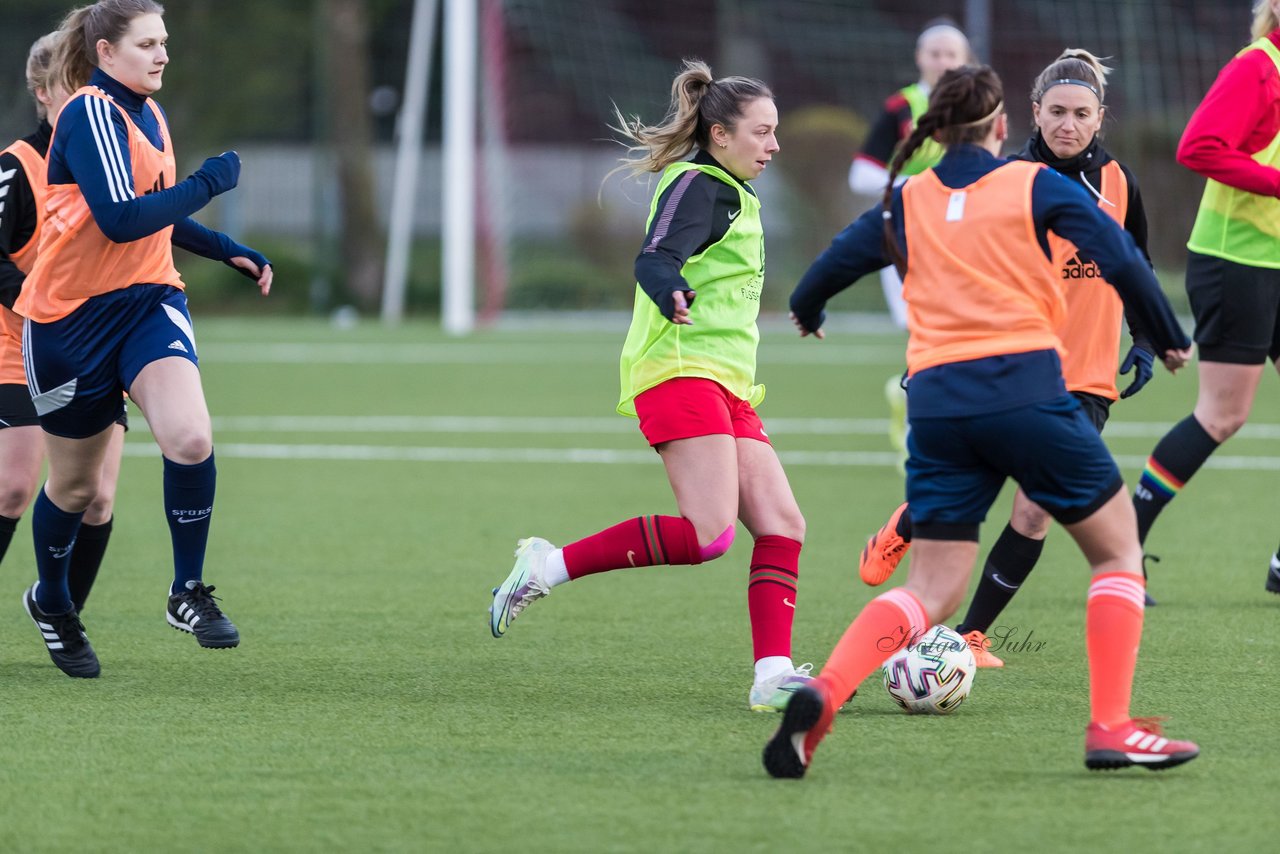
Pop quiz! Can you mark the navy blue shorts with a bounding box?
[905,394,1123,540]
[23,284,198,439]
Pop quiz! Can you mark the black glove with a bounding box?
[1118,345,1155,399]
[653,287,695,321]
[192,151,241,196]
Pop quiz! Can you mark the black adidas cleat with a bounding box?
[167,581,240,648]
[1267,555,1280,595]
[22,584,100,678]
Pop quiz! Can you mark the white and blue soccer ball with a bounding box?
[883,625,976,714]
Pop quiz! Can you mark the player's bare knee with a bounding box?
[164,432,213,464]
[1010,507,1050,540]
[1196,405,1249,442]
[0,482,37,518]
[49,478,100,513]
[82,495,115,526]
[781,510,806,545]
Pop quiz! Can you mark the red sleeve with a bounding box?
[1176,44,1280,197]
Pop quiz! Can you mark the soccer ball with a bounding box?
[883,625,976,714]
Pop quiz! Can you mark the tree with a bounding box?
[321,0,385,309]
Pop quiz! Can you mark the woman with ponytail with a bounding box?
[19,0,272,678]
[0,33,126,623]
[858,48,1164,662]
[766,65,1198,778]
[490,60,813,713]
[1131,0,1280,598]
[850,18,972,468]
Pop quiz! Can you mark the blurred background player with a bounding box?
[849,18,971,464]
[764,65,1197,778]
[489,59,813,712]
[1130,0,1280,599]
[19,0,273,678]
[0,33,126,615]
[848,17,972,329]
[858,48,1164,665]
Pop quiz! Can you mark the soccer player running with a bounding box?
[490,60,813,712]
[1131,0,1280,598]
[857,49,1164,667]
[19,0,272,678]
[764,65,1199,778]
[2,33,126,616]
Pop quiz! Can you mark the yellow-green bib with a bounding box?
[1187,37,1280,268]
[899,84,946,176]
[617,161,765,416]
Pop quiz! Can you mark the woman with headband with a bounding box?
[766,65,1197,778]
[850,19,972,466]
[857,49,1163,663]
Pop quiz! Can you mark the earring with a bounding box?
[719,142,727,148]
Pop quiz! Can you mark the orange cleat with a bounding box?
[859,503,911,586]
[1085,717,1199,771]
[762,680,837,779]
[961,629,1005,668]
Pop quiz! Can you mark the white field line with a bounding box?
[203,413,1280,441]
[197,342,909,365]
[109,413,1280,468]
[118,442,1280,471]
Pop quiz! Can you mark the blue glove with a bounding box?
[192,151,241,197]
[223,244,271,281]
[1119,345,1155,399]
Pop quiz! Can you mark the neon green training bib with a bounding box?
[898,83,946,177]
[618,161,765,416]
[1186,37,1280,268]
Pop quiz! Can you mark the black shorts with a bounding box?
[1071,390,1112,433]
[0,384,128,431]
[1185,251,1280,364]
[0,383,39,427]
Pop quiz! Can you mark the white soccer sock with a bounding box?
[542,548,570,588]
[754,655,794,683]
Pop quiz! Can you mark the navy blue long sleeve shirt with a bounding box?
[790,145,1189,417]
[48,69,256,266]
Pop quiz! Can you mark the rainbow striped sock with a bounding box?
[1138,458,1184,500]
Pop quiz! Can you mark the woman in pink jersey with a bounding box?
[0,34,126,618]
[1130,0,1280,598]
[18,0,271,678]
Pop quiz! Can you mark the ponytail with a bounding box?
[609,58,772,179]
[48,6,97,97]
[48,0,166,97]
[881,65,1004,273]
[25,32,60,119]
[1253,0,1279,41]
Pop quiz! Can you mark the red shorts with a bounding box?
[633,377,769,447]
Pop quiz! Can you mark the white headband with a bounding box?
[917,24,969,49]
